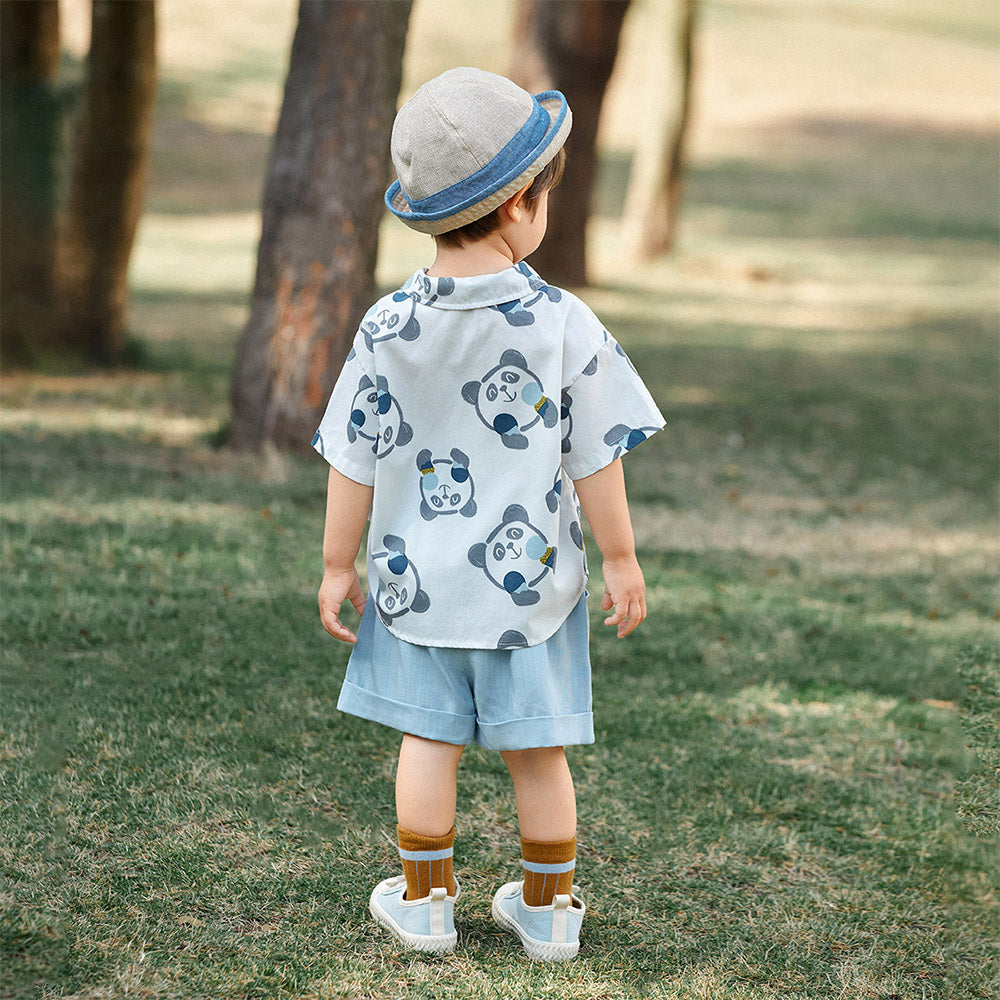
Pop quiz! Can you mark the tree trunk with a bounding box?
[508,0,550,95]
[230,0,412,453]
[525,0,630,288]
[58,0,157,365]
[0,1,61,368]
[624,0,698,259]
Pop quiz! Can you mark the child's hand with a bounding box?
[318,568,366,644]
[600,555,647,638]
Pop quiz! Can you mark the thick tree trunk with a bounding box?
[0,1,61,368]
[59,0,157,364]
[525,0,630,288]
[624,0,698,259]
[230,0,412,453]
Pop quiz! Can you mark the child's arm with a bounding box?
[318,466,374,644]
[572,459,646,638]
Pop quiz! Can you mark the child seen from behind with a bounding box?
[313,67,664,961]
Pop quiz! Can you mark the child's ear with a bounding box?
[503,180,534,223]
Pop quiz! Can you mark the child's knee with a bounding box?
[501,745,567,776]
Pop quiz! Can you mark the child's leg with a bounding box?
[501,746,578,906]
[395,734,464,898]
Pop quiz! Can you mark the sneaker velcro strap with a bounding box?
[429,886,447,936]
[551,893,572,942]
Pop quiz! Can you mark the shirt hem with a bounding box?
[314,445,376,487]
[379,584,588,650]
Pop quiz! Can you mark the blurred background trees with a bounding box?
[622,0,698,260]
[0,0,156,368]
[59,0,157,365]
[229,0,411,452]
[512,0,631,288]
[1,1,62,367]
[2,0,696,454]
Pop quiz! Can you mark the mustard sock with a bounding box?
[397,825,456,900]
[521,836,577,907]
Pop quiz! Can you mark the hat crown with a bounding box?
[391,68,537,204]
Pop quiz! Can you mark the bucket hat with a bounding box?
[385,67,572,236]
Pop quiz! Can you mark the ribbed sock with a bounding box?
[521,835,576,907]
[397,825,456,900]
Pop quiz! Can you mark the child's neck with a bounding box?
[426,232,518,278]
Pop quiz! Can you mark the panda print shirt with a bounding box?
[312,262,664,650]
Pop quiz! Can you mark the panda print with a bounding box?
[544,468,585,550]
[604,423,660,460]
[372,534,430,626]
[497,630,529,650]
[614,339,639,373]
[408,272,455,305]
[416,448,477,520]
[347,374,413,458]
[461,349,559,449]
[360,293,421,351]
[468,504,556,606]
[560,389,573,454]
[488,265,562,327]
[545,469,562,513]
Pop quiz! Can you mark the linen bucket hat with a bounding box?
[385,67,572,236]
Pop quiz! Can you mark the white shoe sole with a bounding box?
[491,883,580,962]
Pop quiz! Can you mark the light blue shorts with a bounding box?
[337,594,594,751]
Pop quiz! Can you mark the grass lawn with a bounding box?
[3,1,999,997]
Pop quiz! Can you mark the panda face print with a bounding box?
[347,374,413,458]
[417,448,477,520]
[372,534,430,625]
[409,272,455,305]
[603,423,659,460]
[361,293,420,350]
[468,504,556,606]
[461,349,559,449]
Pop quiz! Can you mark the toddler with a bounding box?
[312,67,663,961]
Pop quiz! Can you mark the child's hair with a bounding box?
[434,146,566,249]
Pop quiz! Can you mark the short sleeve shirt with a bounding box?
[312,262,664,650]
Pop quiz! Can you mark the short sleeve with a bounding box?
[561,336,665,481]
[311,334,378,486]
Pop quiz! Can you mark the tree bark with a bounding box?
[230,0,412,453]
[624,0,698,259]
[59,0,157,364]
[524,0,630,288]
[0,1,61,368]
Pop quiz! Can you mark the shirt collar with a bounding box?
[401,262,546,310]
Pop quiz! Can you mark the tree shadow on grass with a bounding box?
[604,309,999,505]
[596,116,1000,244]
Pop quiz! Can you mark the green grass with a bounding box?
[3,0,999,997]
[1,422,996,997]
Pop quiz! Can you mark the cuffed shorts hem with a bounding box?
[338,679,595,750]
[337,680,473,746]
[476,713,595,752]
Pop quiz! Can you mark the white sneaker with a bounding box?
[369,875,460,954]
